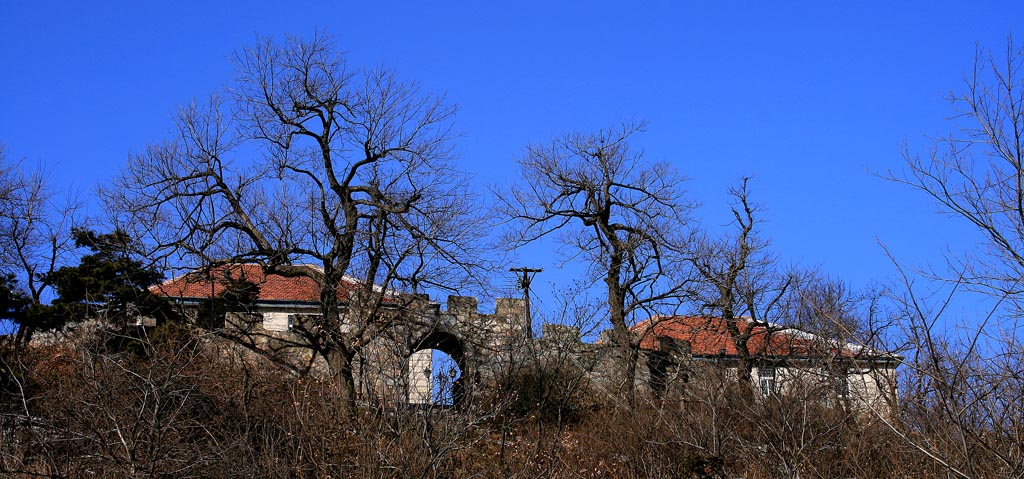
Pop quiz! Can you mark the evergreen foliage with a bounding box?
[0,274,29,325]
[46,228,176,327]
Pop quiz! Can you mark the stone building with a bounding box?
[632,316,900,413]
[150,264,535,406]
[151,264,899,412]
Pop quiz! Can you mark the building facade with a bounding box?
[151,264,899,412]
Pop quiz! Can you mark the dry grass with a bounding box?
[0,328,1009,478]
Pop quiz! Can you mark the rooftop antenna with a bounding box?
[509,267,542,338]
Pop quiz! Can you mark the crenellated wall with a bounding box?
[211,294,895,413]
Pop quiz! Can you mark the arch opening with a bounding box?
[407,330,466,407]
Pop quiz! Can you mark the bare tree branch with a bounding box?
[103,34,489,413]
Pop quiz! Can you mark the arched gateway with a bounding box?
[368,295,530,407]
[151,265,532,407]
[407,329,465,406]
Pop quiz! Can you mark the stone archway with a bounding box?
[356,296,528,407]
[407,329,467,407]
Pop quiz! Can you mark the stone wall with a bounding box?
[208,295,896,413]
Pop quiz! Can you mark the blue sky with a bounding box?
[1,1,1020,321]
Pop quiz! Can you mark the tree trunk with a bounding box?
[621,341,639,407]
[14,324,31,348]
[320,264,359,414]
[326,348,358,414]
[606,249,639,406]
[721,298,756,400]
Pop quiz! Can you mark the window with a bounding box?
[758,366,777,396]
[262,312,301,331]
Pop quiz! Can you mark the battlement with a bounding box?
[446,295,479,320]
[542,323,581,343]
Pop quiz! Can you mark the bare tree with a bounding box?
[787,273,889,347]
[500,121,696,403]
[891,38,1024,302]
[0,145,81,345]
[883,37,1024,478]
[878,260,1024,479]
[104,34,487,412]
[688,179,805,385]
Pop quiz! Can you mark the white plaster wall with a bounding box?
[407,350,433,404]
[262,312,291,332]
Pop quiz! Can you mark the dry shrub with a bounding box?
[0,328,500,478]
[0,332,935,478]
[562,406,724,478]
[493,357,594,425]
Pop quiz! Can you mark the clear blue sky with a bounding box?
[1,1,1019,319]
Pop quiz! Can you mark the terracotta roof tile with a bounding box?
[632,316,861,358]
[151,264,358,303]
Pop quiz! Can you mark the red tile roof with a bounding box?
[633,316,860,358]
[151,264,358,303]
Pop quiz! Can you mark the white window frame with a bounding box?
[758,366,777,396]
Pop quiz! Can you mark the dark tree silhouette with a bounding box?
[501,121,695,403]
[46,229,175,329]
[105,34,488,412]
